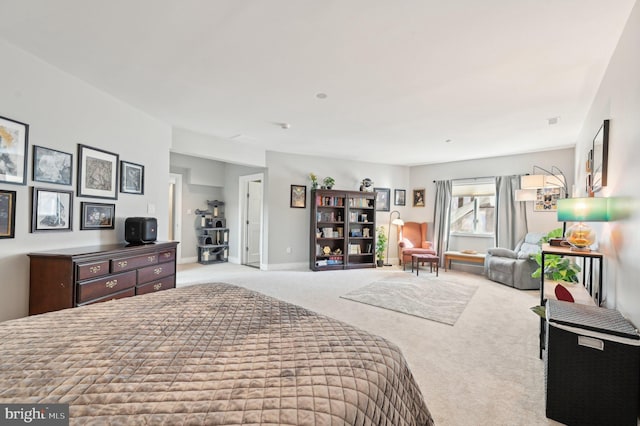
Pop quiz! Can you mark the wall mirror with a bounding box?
[591,119,609,193]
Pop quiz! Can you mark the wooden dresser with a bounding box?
[28,241,179,315]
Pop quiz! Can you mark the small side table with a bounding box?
[412,254,439,277]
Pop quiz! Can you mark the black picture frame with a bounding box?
[0,115,29,186]
[413,189,425,207]
[120,160,145,195]
[591,119,609,193]
[80,201,116,230]
[31,187,73,232]
[0,190,16,239]
[394,189,406,206]
[290,184,306,208]
[33,145,73,185]
[77,144,119,199]
[374,187,390,211]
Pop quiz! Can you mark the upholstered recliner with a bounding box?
[398,222,436,267]
[484,232,546,290]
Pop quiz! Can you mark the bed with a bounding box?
[0,283,433,425]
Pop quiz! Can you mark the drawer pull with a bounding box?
[147,255,156,263]
[153,267,163,275]
[118,260,128,268]
[154,283,163,290]
[105,280,118,289]
[163,252,171,258]
[89,265,101,274]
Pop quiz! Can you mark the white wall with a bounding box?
[408,148,575,243]
[572,1,640,324]
[0,40,172,321]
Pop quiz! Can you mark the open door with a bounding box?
[240,173,264,268]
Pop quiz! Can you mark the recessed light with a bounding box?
[316,93,328,99]
[548,117,559,125]
[445,139,452,143]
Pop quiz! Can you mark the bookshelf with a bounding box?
[310,189,376,271]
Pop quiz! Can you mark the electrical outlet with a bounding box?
[286,247,292,254]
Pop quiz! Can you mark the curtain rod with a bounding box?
[432,174,526,183]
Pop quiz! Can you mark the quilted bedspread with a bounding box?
[0,283,433,425]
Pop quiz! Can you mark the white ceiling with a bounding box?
[0,0,635,165]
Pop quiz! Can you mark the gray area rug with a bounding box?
[341,274,478,325]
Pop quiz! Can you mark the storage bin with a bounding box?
[545,299,640,425]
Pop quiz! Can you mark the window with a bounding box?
[450,180,495,235]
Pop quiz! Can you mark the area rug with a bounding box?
[340,274,478,325]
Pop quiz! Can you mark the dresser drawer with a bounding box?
[111,253,158,273]
[77,270,136,304]
[77,260,110,281]
[137,261,175,284]
[158,249,175,263]
[136,275,175,295]
[77,287,135,306]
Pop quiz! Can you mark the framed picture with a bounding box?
[374,187,390,211]
[0,190,16,239]
[413,189,425,207]
[290,184,306,208]
[394,189,406,206]
[77,144,119,199]
[33,145,73,185]
[31,187,73,232]
[120,161,144,194]
[0,115,29,185]
[80,202,115,230]
[534,188,561,212]
[591,119,609,193]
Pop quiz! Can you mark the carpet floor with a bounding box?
[341,273,478,325]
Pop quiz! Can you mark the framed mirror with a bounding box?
[591,119,609,193]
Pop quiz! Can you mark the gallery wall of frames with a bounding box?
[0,114,145,239]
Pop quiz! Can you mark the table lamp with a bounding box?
[557,197,609,251]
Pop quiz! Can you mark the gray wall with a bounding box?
[0,40,172,321]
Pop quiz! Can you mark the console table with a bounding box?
[538,244,603,358]
[28,241,179,315]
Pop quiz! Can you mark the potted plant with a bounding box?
[530,228,581,318]
[309,173,318,190]
[531,228,581,283]
[322,176,335,190]
[376,226,387,267]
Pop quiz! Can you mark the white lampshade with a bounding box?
[391,218,404,226]
[521,175,545,189]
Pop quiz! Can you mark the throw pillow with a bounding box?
[554,284,575,303]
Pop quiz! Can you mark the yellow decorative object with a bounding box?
[565,223,596,251]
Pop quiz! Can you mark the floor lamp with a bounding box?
[385,211,404,266]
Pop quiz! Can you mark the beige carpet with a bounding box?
[176,263,562,426]
[341,274,478,325]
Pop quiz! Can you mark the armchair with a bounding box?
[484,232,546,290]
[398,222,436,267]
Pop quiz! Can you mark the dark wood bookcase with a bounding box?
[310,189,376,271]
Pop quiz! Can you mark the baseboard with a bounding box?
[266,262,309,271]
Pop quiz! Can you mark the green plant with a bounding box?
[323,176,335,189]
[531,228,581,283]
[309,173,318,189]
[375,226,387,261]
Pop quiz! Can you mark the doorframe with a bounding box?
[238,173,265,269]
[169,173,183,263]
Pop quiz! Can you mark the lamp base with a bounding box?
[569,246,592,252]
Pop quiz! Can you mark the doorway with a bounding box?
[239,173,264,269]
[168,173,182,262]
